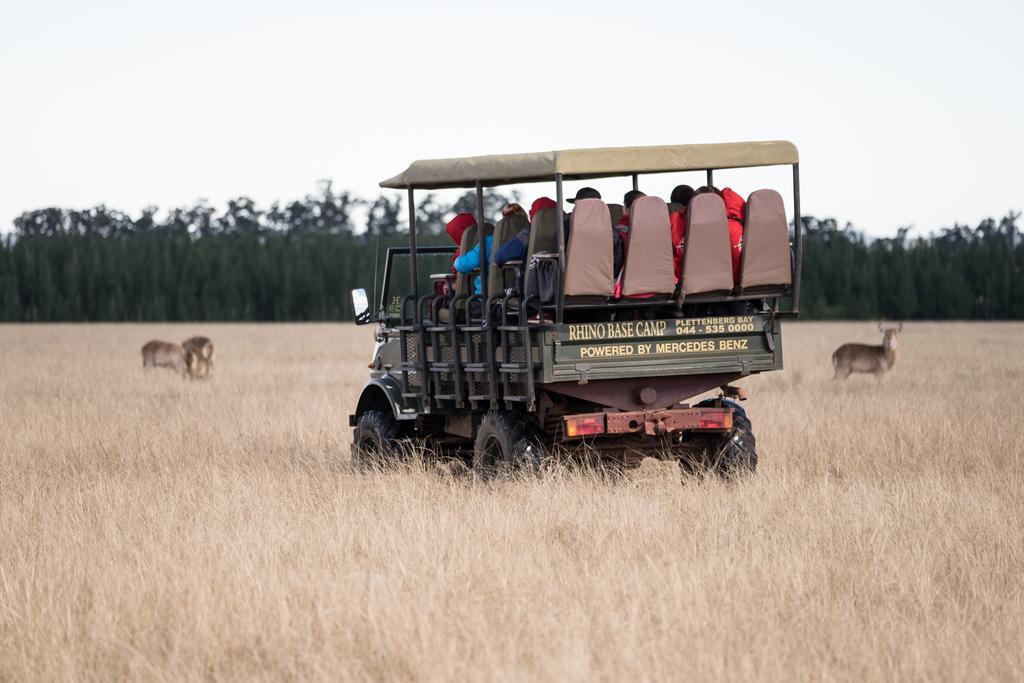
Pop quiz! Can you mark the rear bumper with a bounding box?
[563,406,733,439]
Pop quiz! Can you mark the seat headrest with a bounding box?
[569,198,608,231]
[629,196,670,227]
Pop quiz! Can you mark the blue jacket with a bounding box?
[453,236,492,294]
[495,228,529,265]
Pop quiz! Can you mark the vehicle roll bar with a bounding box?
[400,162,803,325]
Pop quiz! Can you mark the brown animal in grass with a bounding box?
[832,324,901,380]
[141,340,209,379]
[182,336,214,361]
[184,350,210,379]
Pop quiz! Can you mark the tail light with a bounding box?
[564,414,606,438]
[697,410,733,430]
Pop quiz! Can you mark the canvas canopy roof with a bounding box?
[379,141,798,190]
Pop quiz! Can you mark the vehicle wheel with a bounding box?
[351,410,405,470]
[472,411,545,479]
[694,398,757,477]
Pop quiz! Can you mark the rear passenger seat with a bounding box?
[526,207,559,261]
[679,193,733,298]
[619,196,674,297]
[739,189,792,291]
[563,199,614,298]
[439,222,493,322]
[489,211,530,298]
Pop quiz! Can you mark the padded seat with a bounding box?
[620,196,674,296]
[740,189,792,290]
[489,212,530,298]
[564,199,614,297]
[527,208,559,260]
[680,193,733,297]
[452,223,494,298]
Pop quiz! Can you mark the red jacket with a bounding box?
[670,209,686,283]
[721,188,746,283]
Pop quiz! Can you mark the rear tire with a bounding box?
[472,411,544,479]
[693,398,757,477]
[352,410,405,470]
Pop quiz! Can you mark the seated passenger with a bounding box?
[501,202,527,219]
[453,221,493,295]
[613,190,645,276]
[530,196,557,221]
[445,212,477,273]
[720,187,746,283]
[670,184,695,209]
[495,197,556,265]
[669,185,695,283]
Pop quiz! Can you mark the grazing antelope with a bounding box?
[832,324,902,380]
[142,340,209,379]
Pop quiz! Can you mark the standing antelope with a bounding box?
[142,340,210,379]
[182,336,214,362]
[832,324,902,380]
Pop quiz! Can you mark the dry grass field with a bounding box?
[1,321,1023,681]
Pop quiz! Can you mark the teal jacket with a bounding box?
[453,236,493,294]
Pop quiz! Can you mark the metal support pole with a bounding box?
[475,180,487,301]
[631,173,638,191]
[408,187,418,305]
[706,169,713,187]
[555,173,565,324]
[792,163,802,316]
[1010,217,1016,317]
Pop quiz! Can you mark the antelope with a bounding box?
[142,340,209,379]
[831,324,902,380]
[182,336,214,362]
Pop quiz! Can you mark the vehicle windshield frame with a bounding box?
[380,245,456,324]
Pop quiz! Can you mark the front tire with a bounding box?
[472,411,544,479]
[351,410,405,470]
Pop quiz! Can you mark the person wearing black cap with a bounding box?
[614,190,646,276]
[563,186,602,243]
[566,186,602,204]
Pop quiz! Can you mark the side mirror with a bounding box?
[351,288,372,325]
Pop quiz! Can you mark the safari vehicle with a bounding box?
[349,141,802,476]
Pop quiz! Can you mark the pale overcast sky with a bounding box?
[1,0,1021,237]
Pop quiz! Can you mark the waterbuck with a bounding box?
[831,324,902,380]
[182,336,214,361]
[142,340,209,379]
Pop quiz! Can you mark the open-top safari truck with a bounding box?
[349,141,802,475]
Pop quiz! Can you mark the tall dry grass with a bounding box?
[1,322,1022,681]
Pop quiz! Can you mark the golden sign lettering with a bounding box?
[571,337,752,360]
[567,317,756,342]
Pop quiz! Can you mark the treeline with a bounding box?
[0,185,517,322]
[0,185,1020,321]
[799,214,1021,319]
